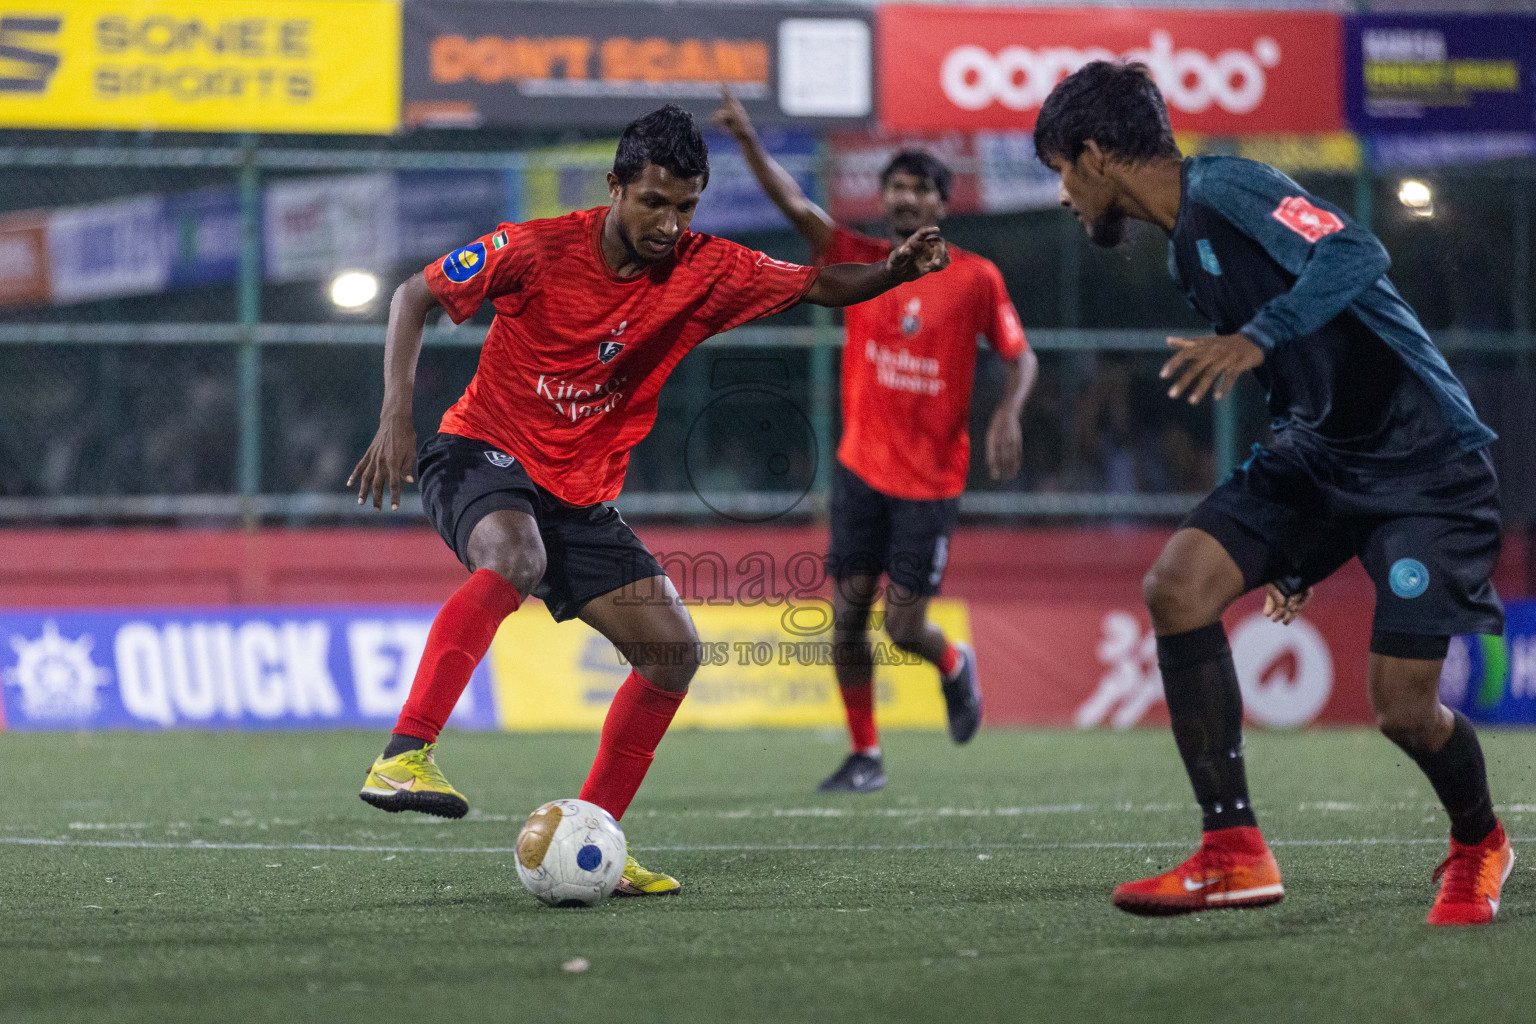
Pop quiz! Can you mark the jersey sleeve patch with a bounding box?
[442,242,488,282]
[1270,197,1345,244]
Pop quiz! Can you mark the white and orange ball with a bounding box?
[514,798,626,907]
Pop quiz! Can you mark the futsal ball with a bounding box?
[514,798,626,907]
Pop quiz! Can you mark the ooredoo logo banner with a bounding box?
[879,7,1342,135]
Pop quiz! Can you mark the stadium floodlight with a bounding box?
[1397,180,1434,218]
[330,270,381,310]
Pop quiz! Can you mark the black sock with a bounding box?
[382,733,429,759]
[1401,711,1497,845]
[1157,623,1258,832]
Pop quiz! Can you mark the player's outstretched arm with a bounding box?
[712,85,835,255]
[804,227,950,308]
[348,272,439,510]
[986,348,1039,481]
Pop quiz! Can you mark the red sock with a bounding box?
[936,642,960,677]
[394,569,521,741]
[579,670,685,820]
[1202,825,1269,856]
[838,680,879,752]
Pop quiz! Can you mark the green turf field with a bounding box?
[3,728,1534,1023]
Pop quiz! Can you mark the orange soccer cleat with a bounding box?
[1426,822,1514,927]
[1112,826,1284,917]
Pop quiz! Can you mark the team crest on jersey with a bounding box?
[483,449,516,469]
[1196,239,1223,276]
[597,340,626,363]
[442,242,487,283]
[1271,197,1345,244]
[900,298,922,336]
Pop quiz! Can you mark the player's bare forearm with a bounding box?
[995,347,1038,420]
[380,273,437,419]
[804,227,949,307]
[712,87,834,254]
[348,273,439,511]
[986,349,1036,481]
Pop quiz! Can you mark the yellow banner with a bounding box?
[521,140,615,221]
[1176,132,1363,175]
[489,600,967,731]
[0,0,400,133]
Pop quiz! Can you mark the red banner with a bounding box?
[878,6,1343,135]
[972,587,1377,730]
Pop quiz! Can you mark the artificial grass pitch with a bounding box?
[3,728,1535,1024]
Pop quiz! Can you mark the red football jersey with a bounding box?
[426,207,819,506]
[824,226,1027,500]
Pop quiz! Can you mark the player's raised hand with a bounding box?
[1160,333,1264,405]
[1263,583,1313,625]
[711,84,755,142]
[888,226,949,282]
[348,412,417,511]
[986,409,1023,481]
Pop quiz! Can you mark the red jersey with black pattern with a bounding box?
[823,226,1028,501]
[424,207,819,506]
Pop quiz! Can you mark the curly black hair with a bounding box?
[1033,62,1180,167]
[880,150,953,202]
[613,104,710,190]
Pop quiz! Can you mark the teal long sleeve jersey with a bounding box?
[1167,156,1495,475]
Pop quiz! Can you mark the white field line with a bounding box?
[3,836,1534,855]
[33,800,1536,832]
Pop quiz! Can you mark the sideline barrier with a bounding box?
[0,528,1527,731]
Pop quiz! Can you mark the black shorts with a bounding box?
[417,432,665,622]
[1185,444,1505,638]
[827,461,960,597]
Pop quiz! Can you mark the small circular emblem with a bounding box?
[1389,558,1429,599]
[575,844,603,871]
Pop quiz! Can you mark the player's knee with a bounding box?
[1375,705,1441,754]
[632,618,700,694]
[1142,563,1216,632]
[883,610,925,651]
[639,651,697,694]
[469,544,546,598]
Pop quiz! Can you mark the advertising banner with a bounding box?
[402,0,873,129]
[1441,600,1536,726]
[973,595,1375,732]
[0,0,400,133]
[695,128,817,236]
[488,600,958,732]
[263,173,398,283]
[0,602,951,733]
[396,170,508,264]
[0,213,50,306]
[164,185,241,288]
[1346,15,1536,134]
[46,195,168,304]
[878,6,1342,135]
[0,607,495,731]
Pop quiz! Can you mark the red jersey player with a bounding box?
[348,105,950,895]
[715,90,1038,793]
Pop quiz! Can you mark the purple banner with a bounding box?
[0,607,495,732]
[1346,14,1536,133]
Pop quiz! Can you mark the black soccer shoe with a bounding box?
[940,641,982,744]
[817,752,887,793]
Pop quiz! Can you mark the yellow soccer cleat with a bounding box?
[359,744,469,819]
[614,844,681,897]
